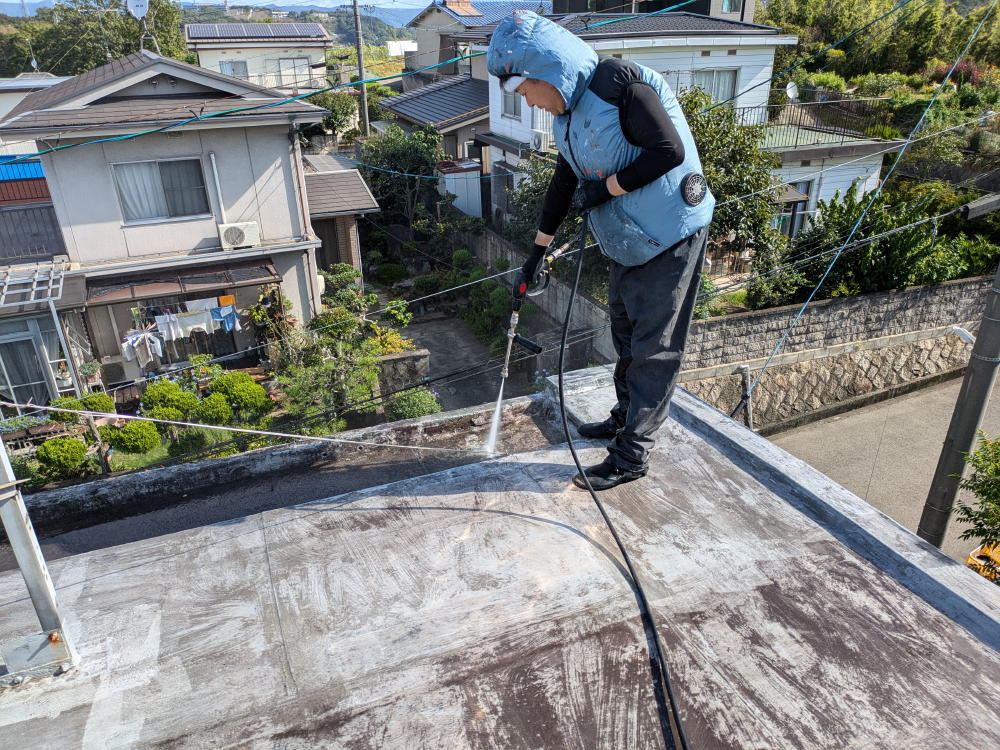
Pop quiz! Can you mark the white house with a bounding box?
[0,73,72,156]
[0,51,370,402]
[184,23,334,93]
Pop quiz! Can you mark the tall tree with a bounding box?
[359,124,444,226]
[2,0,184,77]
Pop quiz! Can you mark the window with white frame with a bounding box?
[112,159,211,223]
[721,0,743,12]
[219,60,248,79]
[502,88,521,119]
[278,57,310,86]
[692,69,738,103]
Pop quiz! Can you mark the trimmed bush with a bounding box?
[375,263,408,286]
[412,274,441,297]
[49,392,116,424]
[167,428,211,457]
[193,393,233,426]
[386,388,442,421]
[141,379,199,416]
[809,72,847,93]
[36,437,87,480]
[105,420,161,454]
[209,372,270,416]
[144,406,184,436]
[451,249,474,269]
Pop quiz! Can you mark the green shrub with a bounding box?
[387,388,442,421]
[375,263,408,286]
[494,256,510,272]
[209,372,270,416]
[809,72,847,93]
[851,72,909,97]
[412,274,441,297]
[144,405,183,436]
[35,437,88,479]
[193,393,233,425]
[141,379,199,416]
[9,454,35,482]
[105,420,161,454]
[49,392,116,423]
[167,428,211,457]
[451,249,474,269]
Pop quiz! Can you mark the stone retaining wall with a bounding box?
[466,229,989,429]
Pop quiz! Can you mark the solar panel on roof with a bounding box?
[186,22,328,39]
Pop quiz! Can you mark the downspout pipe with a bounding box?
[209,151,227,225]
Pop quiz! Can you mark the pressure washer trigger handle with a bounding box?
[513,334,543,355]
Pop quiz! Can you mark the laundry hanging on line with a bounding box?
[210,305,242,333]
[184,297,219,312]
[122,329,164,368]
[175,310,218,337]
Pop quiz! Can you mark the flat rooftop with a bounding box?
[1,372,999,747]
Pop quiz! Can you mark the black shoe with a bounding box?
[573,458,646,491]
[577,417,620,440]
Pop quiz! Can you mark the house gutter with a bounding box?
[208,151,227,224]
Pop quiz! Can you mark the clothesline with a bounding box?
[122,294,245,370]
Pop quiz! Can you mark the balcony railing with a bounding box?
[735,96,897,151]
[232,73,328,90]
[0,204,65,264]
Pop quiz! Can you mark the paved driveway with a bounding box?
[772,376,1000,562]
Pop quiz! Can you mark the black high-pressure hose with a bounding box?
[556,219,690,750]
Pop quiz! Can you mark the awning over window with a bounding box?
[86,260,280,305]
[775,184,810,203]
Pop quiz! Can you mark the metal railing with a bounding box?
[0,204,65,263]
[231,72,328,90]
[735,96,896,151]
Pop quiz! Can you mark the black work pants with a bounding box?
[606,226,708,470]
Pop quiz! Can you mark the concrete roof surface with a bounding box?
[0,377,998,748]
[380,75,489,128]
[305,170,380,216]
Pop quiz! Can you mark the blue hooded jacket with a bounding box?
[487,12,715,266]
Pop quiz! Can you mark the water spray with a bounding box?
[484,240,574,454]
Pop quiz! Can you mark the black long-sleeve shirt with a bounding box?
[538,59,686,236]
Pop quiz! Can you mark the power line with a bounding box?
[735,0,1000,415]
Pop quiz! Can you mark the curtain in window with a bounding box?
[692,70,738,103]
[114,162,168,221]
[159,160,209,218]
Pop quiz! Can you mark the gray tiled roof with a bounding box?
[560,11,781,36]
[305,171,379,216]
[304,153,359,172]
[0,50,324,133]
[380,75,488,128]
[0,96,321,133]
[449,11,783,40]
[5,51,153,121]
[185,23,332,41]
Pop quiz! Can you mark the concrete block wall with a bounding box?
[466,228,991,430]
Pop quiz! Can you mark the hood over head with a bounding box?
[487,12,598,112]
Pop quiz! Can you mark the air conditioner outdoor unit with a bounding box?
[529,128,551,152]
[218,221,260,250]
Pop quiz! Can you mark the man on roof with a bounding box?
[488,11,715,491]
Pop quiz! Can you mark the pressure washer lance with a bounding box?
[499,239,576,379]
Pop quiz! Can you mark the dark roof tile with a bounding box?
[380,75,488,128]
[305,171,380,216]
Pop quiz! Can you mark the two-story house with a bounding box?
[0,51,330,404]
[0,73,72,156]
[184,23,334,93]
[461,13,904,236]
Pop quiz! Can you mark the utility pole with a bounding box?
[918,193,1000,548]
[352,0,370,137]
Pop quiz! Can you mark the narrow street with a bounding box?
[772,376,1000,562]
